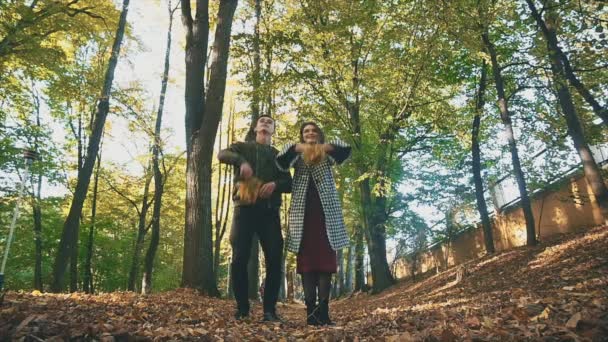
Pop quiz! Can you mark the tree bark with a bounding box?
[245,0,262,141]
[333,249,343,297]
[344,246,353,294]
[127,166,152,292]
[354,225,365,292]
[213,108,233,283]
[471,61,494,254]
[32,172,43,291]
[481,29,537,246]
[69,221,79,292]
[30,86,43,291]
[524,0,608,127]
[360,177,395,292]
[142,1,177,295]
[83,145,102,294]
[51,0,130,292]
[197,0,239,296]
[542,10,608,223]
[181,0,209,289]
[286,264,294,301]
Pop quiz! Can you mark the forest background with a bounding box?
[0,0,606,299]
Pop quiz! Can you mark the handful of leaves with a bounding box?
[238,177,263,205]
[302,143,326,165]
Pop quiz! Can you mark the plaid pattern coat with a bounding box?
[276,140,351,253]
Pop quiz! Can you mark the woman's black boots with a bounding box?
[305,299,320,325]
[318,299,334,325]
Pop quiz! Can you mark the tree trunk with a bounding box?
[142,1,177,295]
[69,110,84,294]
[245,0,262,141]
[542,11,608,223]
[344,246,353,294]
[128,168,152,292]
[69,223,79,292]
[246,3,263,282]
[359,178,395,292]
[524,0,608,127]
[333,249,343,297]
[181,0,209,289]
[32,173,43,291]
[51,0,130,292]
[286,264,294,301]
[197,0,239,296]
[83,146,102,294]
[128,231,146,291]
[354,225,365,292]
[471,61,494,254]
[213,109,233,282]
[481,29,537,246]
[30,89,43,291]
[227,258,234,299]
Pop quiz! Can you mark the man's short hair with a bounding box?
[257,114,274,124]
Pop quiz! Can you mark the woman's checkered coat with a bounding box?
[276,140,351,253]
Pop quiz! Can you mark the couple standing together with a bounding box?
[217,115,351,325]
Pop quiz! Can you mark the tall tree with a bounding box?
[127,164,153,292]
[524,0,608,127]
[82,142,102,294]
[180,0,210,289]
[479,10,537,246]
[29,82,44,291]
[244,0,263,295]
[213,108,233,284]
[142,0,179,295]
[353,225,365,292]
[538,3,608,223]
[50,0,131,292]
[244,0,262,141]
[181,0,239,296]
[199,0,239,296]
[471,61,494,254]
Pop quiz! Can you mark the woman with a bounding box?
[276,122,351,326]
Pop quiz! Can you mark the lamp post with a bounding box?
[0,149,38,292]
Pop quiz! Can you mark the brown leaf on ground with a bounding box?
[1,225,607,341]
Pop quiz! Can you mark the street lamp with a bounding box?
[0,149,38,292]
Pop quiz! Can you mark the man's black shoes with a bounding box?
[234,310,250,320]
[262,311,281,322]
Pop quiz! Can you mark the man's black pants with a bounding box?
[230,205,283,314]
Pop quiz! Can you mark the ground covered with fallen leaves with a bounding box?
[2,226,607,341]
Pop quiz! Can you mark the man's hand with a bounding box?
[258,182,276,199]
[240,162,253,179]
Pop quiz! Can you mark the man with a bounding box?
[218,115,292,321]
